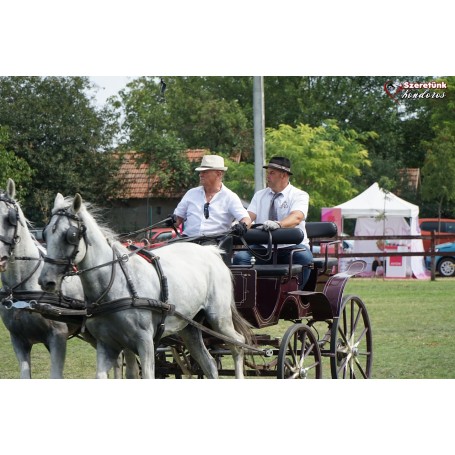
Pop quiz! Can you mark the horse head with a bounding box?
[0,178,24,272]
[39,193,88,293]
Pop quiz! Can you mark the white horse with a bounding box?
[0,179,95,378]
[39,192,252,379]
[0,180,139,379]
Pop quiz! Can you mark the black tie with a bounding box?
[268,192,282,220]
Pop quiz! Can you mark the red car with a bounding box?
[123,227,180,249]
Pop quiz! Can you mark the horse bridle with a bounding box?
[0,194,21,257]
[43,208,89,272]
[0,194,44,297]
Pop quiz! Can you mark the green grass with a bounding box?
[1,277,454,379]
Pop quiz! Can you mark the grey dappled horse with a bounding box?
[0,179,94,378]
[39,192,252,379]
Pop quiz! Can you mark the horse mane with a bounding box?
[54,195,120,243]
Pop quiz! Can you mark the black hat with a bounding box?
[263,156,293,175]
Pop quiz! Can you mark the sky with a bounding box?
[89,76,134,106]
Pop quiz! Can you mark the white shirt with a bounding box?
[248,183,310,246]
[174,183,249,236]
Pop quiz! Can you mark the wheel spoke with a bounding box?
[354,326,368,347]
[354,357,368,378]
[351,304,362,336]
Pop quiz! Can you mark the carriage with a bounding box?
[151,223,372,379]
[1,184,372,379]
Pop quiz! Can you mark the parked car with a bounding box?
[311,236,354,254]
[29,227,45,245]
[419,218,455,251]
[424,241,455,277]
[124,227,180,249]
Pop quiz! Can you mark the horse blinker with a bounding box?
[66,226,81,246]
[8,208,18,226]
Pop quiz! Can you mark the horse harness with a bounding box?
[0,193,22,256]
[43,207,177,344]
[42,207,262,352]
[0,197,87,328]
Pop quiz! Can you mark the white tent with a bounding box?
[334,183,429,279]
[335,182,419,218]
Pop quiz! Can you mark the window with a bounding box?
[156,232,173,241]
[420,221,445,232]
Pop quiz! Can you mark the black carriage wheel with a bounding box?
[277,323,322,379]
[330,294,373,379]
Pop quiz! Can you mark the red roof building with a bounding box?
[107,149,208,233]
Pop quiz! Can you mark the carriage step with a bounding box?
[287,290,334,320]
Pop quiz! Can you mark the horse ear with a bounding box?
[73,193,82,214]
[6,178,16,200]
[54,193,65,208]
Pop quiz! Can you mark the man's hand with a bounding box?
[163,214,177,227]
[231,221,248,236]
[262,220,281,231]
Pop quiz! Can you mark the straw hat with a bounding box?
[195,155,228,172]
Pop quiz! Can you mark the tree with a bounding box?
[223,121,374,221]
[0,77,120,223]
[116,77,253,186]
[111,76,452,214]
[0,126,33,200]
[421,126,455,218]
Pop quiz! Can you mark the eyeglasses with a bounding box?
[204,202,210,219]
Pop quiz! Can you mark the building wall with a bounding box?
[106,197,180,233]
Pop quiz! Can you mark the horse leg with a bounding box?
[112,352,124,378]
[96,343,121,379]
[124,349,140,379]
[11,337,32,379]
[136,339,155,379]
[205,317,245,379]
[47,334,68,379]
[179,326,218,379]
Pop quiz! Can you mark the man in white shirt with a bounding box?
[232,156,313,288]
[173,155,251,237]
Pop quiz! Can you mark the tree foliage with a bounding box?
[115,76,253,194]
[0,126,33,200]
[0,76,120,223]
[114,76,440,202]
[421,126,455,218]
[1,75,451,226]
[264,121,373,220]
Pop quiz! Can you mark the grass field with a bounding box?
[1,277,454,379]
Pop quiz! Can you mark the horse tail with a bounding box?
[230,300,255,351]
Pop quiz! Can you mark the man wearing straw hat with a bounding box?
[172,155,251,237]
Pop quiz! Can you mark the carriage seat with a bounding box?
[232,222,338,246]
[231,222,338,276]
[230,264,303,277]
[232,228,304,246]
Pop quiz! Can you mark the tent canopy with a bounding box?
[334,182,419,218]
